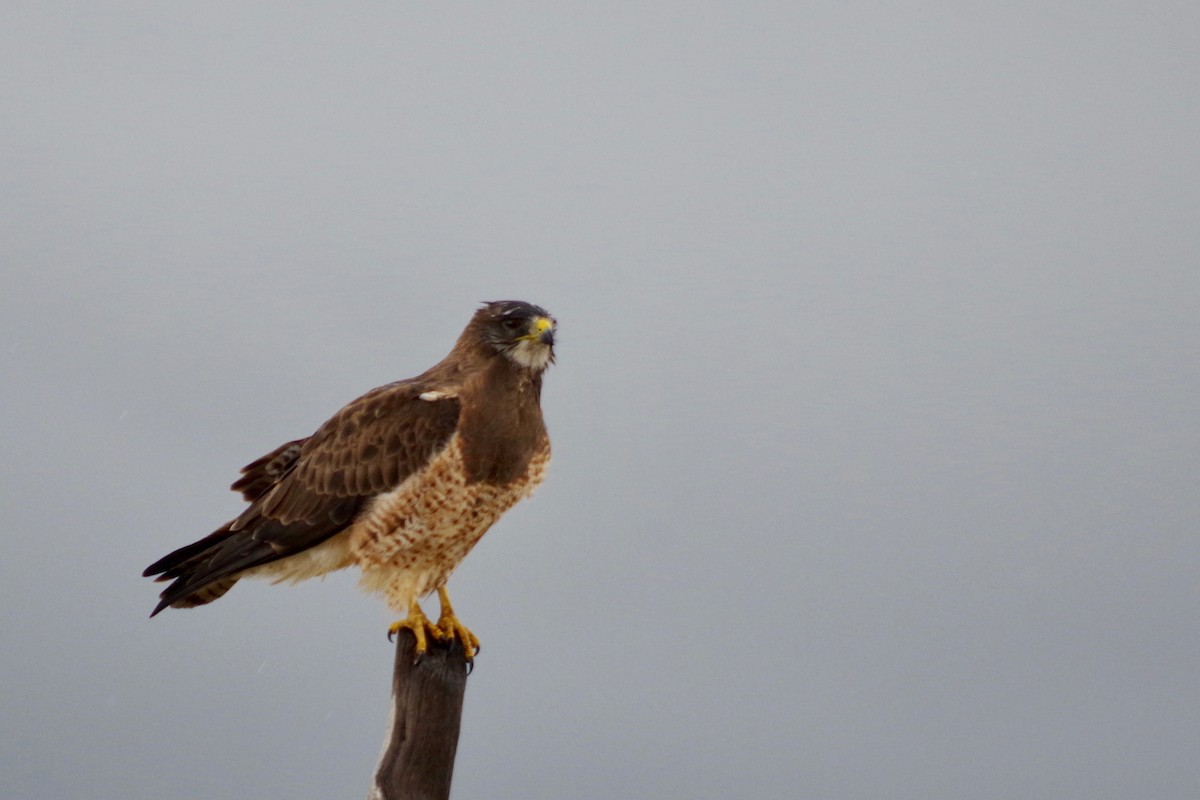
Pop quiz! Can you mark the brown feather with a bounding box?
[230,439,306,501]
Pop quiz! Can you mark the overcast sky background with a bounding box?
[2,3,1198,799]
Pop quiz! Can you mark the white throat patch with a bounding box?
[507,339,553,371]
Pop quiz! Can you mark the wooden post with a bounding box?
[367,632,470,800]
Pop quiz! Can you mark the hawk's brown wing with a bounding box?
[231,438,306,502]
[144,381,461,615]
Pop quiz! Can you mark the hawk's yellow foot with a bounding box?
[387,602,441,658]
[435,586,480,661]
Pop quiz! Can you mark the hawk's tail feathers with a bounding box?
[143,523,237,579]
[145,523,241,617]
[149,576,240,616]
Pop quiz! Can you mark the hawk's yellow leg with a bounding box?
[387,601,441,657]
[435,586,480,660]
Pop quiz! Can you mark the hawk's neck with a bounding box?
[457,358,547,485]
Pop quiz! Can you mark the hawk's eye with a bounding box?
[501,317,525,332]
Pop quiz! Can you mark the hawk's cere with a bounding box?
[144,301,556,660]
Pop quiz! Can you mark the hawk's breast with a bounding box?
[349,432,550,601]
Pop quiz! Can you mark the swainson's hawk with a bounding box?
[144,300,556,660]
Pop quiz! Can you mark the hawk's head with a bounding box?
[478,300,557,371]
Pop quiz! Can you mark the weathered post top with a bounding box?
[368,632,470,800]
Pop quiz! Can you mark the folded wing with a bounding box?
[143,381,461,615]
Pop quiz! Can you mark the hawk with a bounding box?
[144,300,556,660]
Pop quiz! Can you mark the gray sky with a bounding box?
[2,3,1198,798]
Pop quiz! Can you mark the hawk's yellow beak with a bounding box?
[522,316,555,345]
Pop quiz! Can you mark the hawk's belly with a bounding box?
[350,433,549,611]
